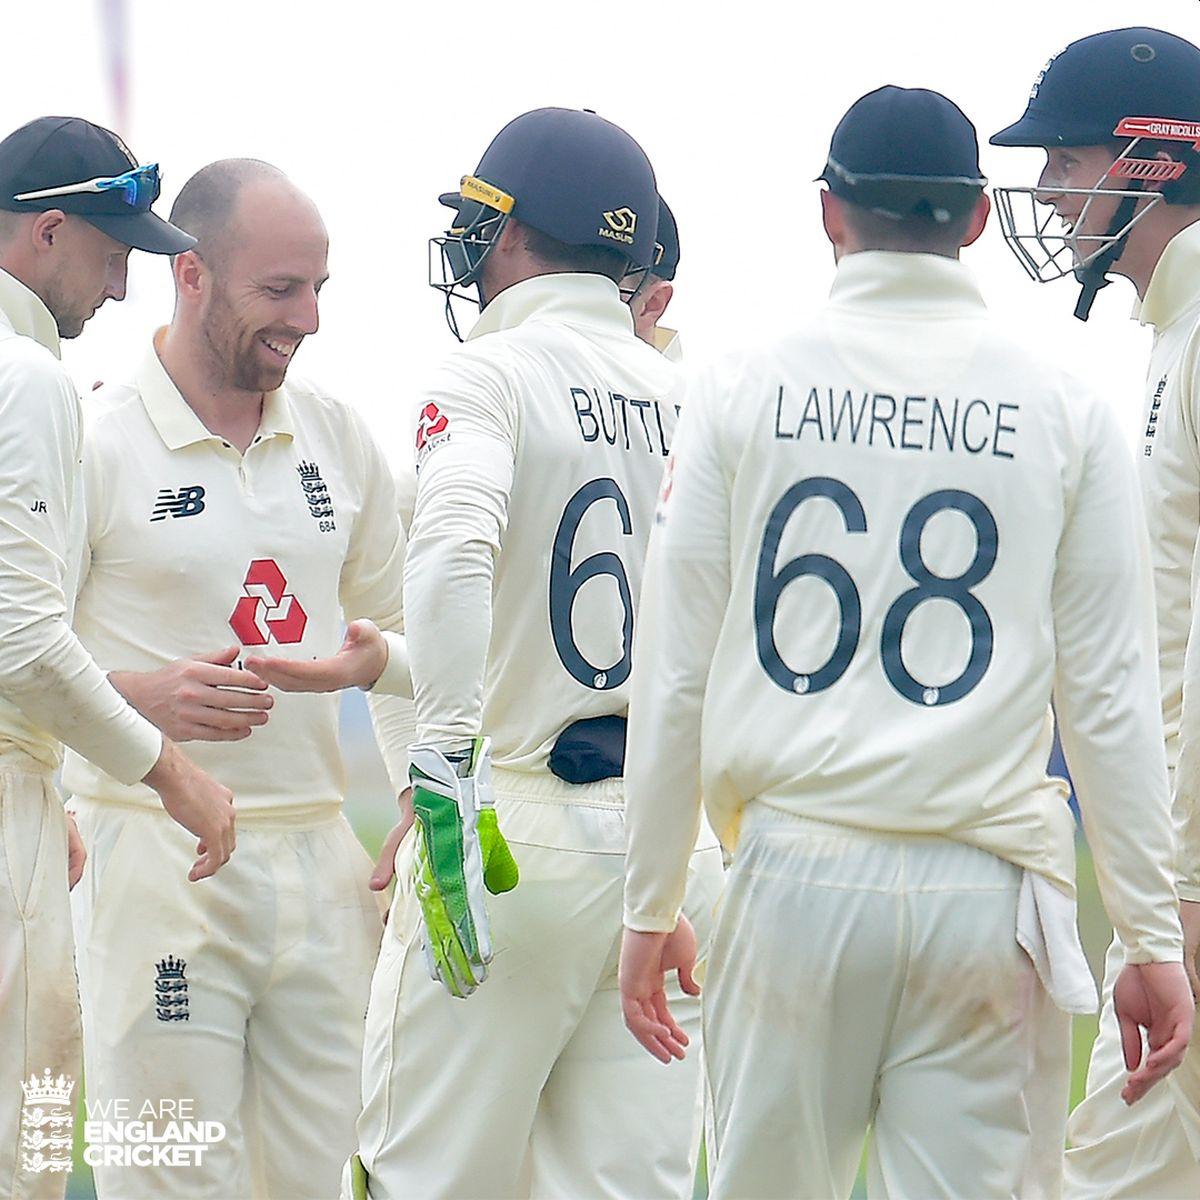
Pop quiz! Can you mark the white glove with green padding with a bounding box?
[408,737,519,998]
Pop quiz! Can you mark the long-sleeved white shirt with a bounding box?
[405,273,684,775]
[0,268,160,782]
[63,334,407,819]
[624,251,1181,965]
[1139,221,1200,902]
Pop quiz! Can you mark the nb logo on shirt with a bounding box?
[150,485,206,522]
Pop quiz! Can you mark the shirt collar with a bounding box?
[1135,221,1200,331]
[828,250,988,318]
[653,325,682,361]
[0,267,62,359]
[467,273,635,341]
[136,328,296,451]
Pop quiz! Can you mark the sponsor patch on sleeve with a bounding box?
[415,402,451,467]
[654,453,676,526]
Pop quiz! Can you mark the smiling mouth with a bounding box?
[259,335,298,363]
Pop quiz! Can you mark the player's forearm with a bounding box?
[368,691,418,794]
[0,621,162,784]
[406,529,493,744]
[623,547,718,932]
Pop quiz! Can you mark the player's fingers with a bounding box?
[370,825,405,890]
[189,848,217,882]
[1116,1005,1144,1072]
[243,657,338,692]
[622,998,674,1063]
[193,708,267,734]
[676,961,701,997]
[194,645,242,667]
[192,663,272,692]
[650,990,688,1055]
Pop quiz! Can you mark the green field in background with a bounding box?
[64,705,1115,1198]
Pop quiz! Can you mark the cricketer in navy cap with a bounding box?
[819,85,987,225]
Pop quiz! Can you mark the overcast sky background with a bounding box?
[3,1,1198,460]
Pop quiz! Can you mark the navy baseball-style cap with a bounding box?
[819,86,987,222]
[0,116,193,253]
[992,27,1200,148]
[439,107,659,269]
[651,196,679,280]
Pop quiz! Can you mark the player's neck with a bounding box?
[1118,208,1200,299]
[156,323,264,453]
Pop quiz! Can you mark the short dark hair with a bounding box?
[840,196,979,255]
[519,222,630,282]
[168,158,286,262]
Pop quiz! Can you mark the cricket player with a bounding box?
[992,25,1200,1197]
[0,117,235,1200]
[66,159,411,1199]
[625,196,681,357]
[620,86,1193,1200]
[322,107,726,1199]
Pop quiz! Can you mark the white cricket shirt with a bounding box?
[1139,221,1200,901]
[0,269,160,782]
[63,333,407,819]
[624,252,1181,964]
[405,273,683,775]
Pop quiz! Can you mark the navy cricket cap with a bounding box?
[0,116,194,254]
[819,86,987,222]
[651,196,679,280]
[992,28,1200,148]
[439,107,659,268]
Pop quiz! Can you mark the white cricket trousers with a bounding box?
[351,769,727,1200]
[70,799,385,1200]
[704,805,1072,1200]
[0,764,80,1200]
[1064,933,1200,1198]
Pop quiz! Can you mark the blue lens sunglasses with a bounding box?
[12,162,159,212]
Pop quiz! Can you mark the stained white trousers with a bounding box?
[71,799,384,1200]
[0,766,79,1200]
[703,805,1074,1200]
[351,770,726,1200]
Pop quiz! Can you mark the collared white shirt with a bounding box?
[1138,220,1200,900]
[405,272,683,775]
[623,251,1181,965]
[64,334,406,820]
[0,268,160,781]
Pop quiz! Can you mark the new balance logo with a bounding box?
[155,956,189,1023]
[151,486,206,522]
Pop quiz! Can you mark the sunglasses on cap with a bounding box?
[12,162,160,212]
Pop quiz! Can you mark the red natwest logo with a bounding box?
[229,559,308,646]
[415,402,450,455]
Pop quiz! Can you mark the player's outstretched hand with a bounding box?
[1181,900,1200,1002]
[143,739,236,881]
[370,788,415,893]
[245,619,387,693]
[111,646,273,742]
[1114,960,1195,1104]
[619,917,700,1064]
[65,811,86,890]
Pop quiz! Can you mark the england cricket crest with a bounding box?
[155,956,190,1022]
[20,1069,75,1176]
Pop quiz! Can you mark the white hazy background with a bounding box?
[3,0,1198,460]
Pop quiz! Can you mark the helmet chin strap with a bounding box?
[1072,186,1143,321]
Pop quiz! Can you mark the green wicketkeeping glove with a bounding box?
[409,737,519,998]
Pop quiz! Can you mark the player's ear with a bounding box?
[961,193,991,248]
[173,249,205,300]
[641,280,673,327]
